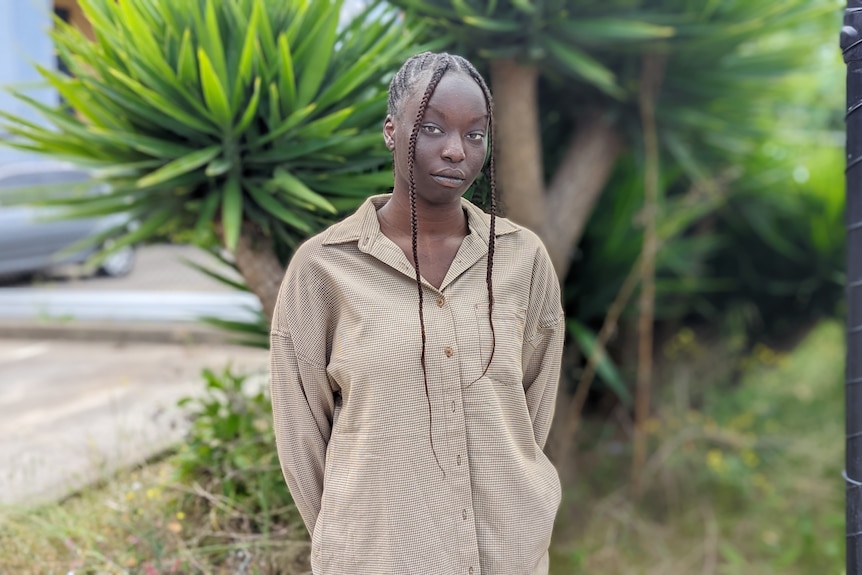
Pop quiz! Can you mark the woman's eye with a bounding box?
[467,133,485,141]
[421,125,442,134]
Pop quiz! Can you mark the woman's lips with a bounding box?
[431,174,465,188]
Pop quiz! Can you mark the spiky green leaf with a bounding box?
[137,146,221,188]
[221,175,243,250]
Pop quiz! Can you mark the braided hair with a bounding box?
[387,52,498,474]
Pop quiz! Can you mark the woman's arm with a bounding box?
[521,242,565,450]
[270,243,335,538]
[271,330,333,537]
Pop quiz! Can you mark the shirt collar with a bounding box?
[321,193,520,247]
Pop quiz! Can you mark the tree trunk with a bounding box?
[545,115,622,274]
[489,58,546,229]
[490,58,622,280]
[233,223,285,323]
[631,53,666,494]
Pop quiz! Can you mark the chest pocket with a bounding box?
[473,303,526,386]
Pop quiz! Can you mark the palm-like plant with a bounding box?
[392,0,836,278]
[0,0,421,319]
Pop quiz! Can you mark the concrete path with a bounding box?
[0,243,274,506]
[0,338,269,506]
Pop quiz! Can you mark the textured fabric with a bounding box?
[271,194,565,575]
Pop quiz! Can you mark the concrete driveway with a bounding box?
[0,244,273,506]
[0,337,269,506]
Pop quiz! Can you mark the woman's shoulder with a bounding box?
[289,195,383,266]
[462,200,550,261]
[287,208,364,267]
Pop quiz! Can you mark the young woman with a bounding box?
[271,52,565,575]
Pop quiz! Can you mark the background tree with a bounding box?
[391,0,836,279]
[388,0,844,471]
[0,0,421,320]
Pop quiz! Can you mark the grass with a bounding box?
[0,460,309,574]
[0,321,845,574]
[550,320,845,574]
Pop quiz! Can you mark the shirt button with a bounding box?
[456,454,461,466]
[437,297,445,307]
[444,346,453,357]
[469,568,474,575]
[462,509,468,520]
[451,400,456,412]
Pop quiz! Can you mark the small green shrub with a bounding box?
[173,367,295,535]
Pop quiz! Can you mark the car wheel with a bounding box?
[97,242,136,277]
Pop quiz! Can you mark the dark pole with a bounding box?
[843,2,862,573]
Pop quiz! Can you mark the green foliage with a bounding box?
[0,0,420,257]
[552,321,844,574]
[566,136,844,401]
[173,367,293,533]
[552,2,844,404]
[567,318,632,405]
[398,0,835,180]
[394,0,677,96]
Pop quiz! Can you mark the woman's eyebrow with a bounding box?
[424,105,488,125]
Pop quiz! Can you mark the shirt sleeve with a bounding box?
[270,244,335,538]
[270,331,333,537]
[521,242,565,450]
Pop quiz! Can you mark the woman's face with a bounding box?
[384,70,489,207]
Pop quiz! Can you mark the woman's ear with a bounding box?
[382,115,395,151]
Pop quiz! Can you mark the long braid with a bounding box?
[406,58,450,475]
[388,52,498,472]
[458,61,498,380]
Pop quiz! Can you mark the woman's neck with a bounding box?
[377,189,468,240]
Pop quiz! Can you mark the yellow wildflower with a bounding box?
[741,449,760,468]
[707,449,726,474]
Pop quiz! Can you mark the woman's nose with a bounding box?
[442,135,465,163]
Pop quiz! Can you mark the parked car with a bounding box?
[0,161,136,281]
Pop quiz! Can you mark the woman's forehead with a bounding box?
[399,70,487,120]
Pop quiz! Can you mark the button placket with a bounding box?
[437,284,481,570]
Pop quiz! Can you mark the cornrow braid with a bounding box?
[407,57,450,475]
[388,51,441,119]
[388,51,499,473]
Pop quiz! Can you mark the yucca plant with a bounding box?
[391,0,837,280]
[0,0,422,319]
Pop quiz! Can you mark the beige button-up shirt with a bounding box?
[271,195,564,575]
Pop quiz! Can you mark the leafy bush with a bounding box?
[553,322,844,574]
[173,367,294,534]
